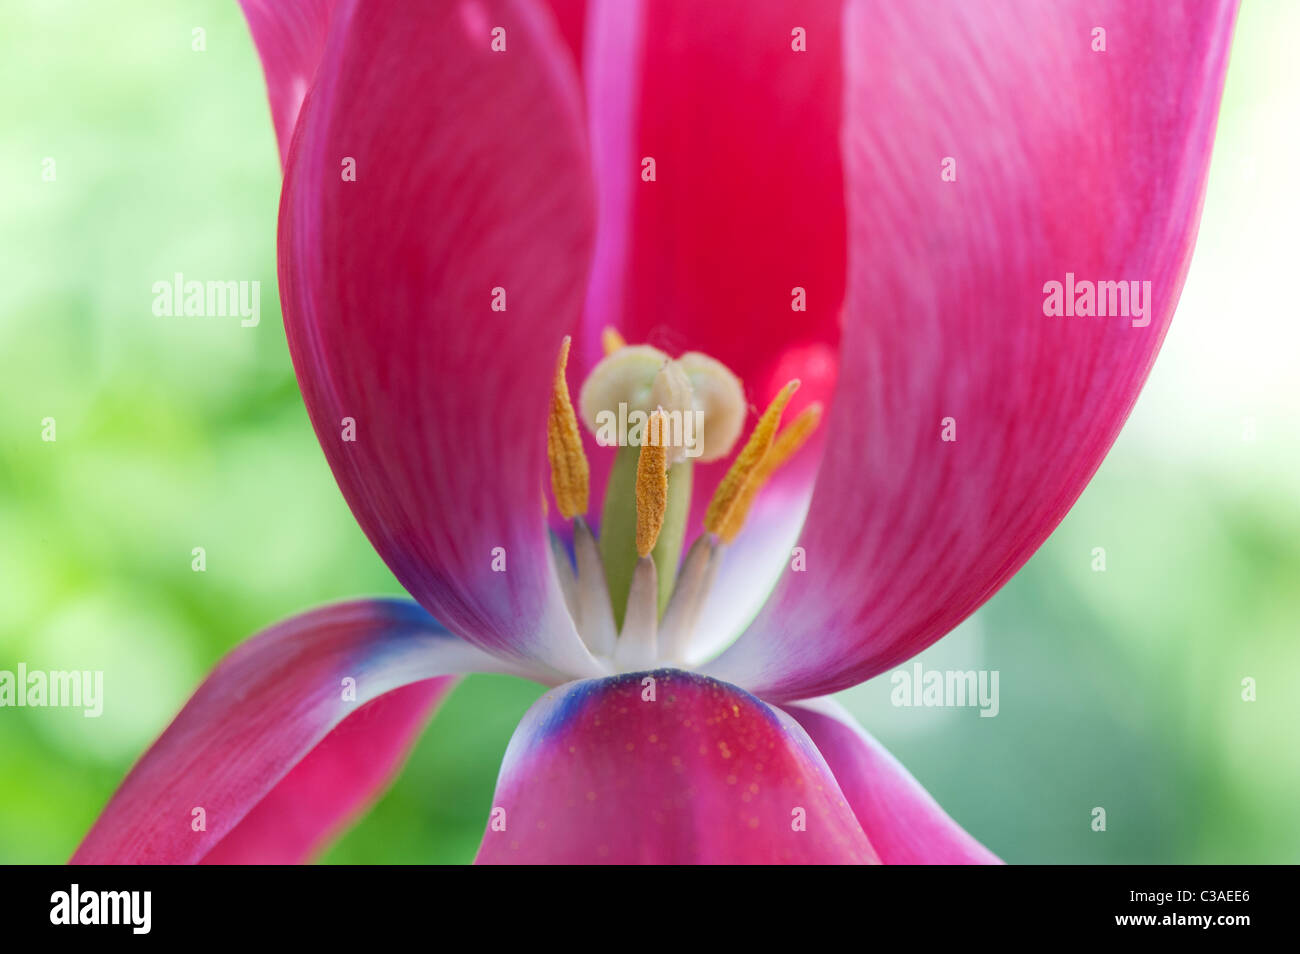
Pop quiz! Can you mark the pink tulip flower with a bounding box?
[73,0,1236,864]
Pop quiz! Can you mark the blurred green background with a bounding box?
[1,1,1296,864]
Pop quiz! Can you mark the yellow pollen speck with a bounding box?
[717,402,823,543]
[704,380,800,536]
[601,326,626,355]
[546,336,589,519]
[634,409,669,557]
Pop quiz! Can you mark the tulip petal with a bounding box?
[541,0,586,68]
[476,669,878,863]
[785,700,1001,864]
[577,0,844,385]
[72,600,526,864]
[200,679,450,864]
[571,0,845,535]
[706,0,1238,699]
[238,0,341,165]
[277,0,601,676]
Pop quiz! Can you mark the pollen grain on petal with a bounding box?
[601,326,627,355]
[704,380,800,537]
[718,402,823,543]
[547,335,589,519]
[635,409,669,557]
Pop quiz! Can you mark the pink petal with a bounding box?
[572,0,845,531]
[72,601,520,864]
[276,0,601,676]
[706,0,1238,700]
[238,0,342,165]
[785,700,1001,864]
[476,670,879,863]
[200,680,450,864]
[540,0,586,67]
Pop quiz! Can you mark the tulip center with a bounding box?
[546,330,821,673]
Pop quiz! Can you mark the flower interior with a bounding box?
[546,331,821,674]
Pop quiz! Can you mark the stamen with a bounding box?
[549,530,579,620]
[601,326,627,355]
[635,409,669,558]
[704,380,800,536]
[614,556,659,669]
[657,535,717,663]
[546,336,589,519]
[573,517,617,656]
[718,403,823,543]
[693,543,722,650]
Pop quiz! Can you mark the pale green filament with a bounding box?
[600,447,692,629]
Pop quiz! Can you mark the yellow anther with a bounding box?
[601,326,627,355]
[704,380,800,536]
[546,336,589,519]
[635,410,669,557]
[718,403,823,543]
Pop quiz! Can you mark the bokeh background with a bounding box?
[2,1,1296,864]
